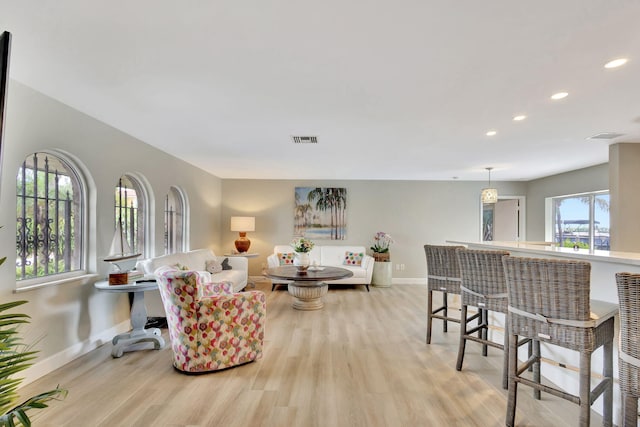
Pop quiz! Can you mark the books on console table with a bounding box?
[109,269,144,285]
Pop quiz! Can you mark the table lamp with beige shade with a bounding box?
[231,216,255,253]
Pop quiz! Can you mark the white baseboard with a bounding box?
[20,320,130,387]
[392,278,426,285]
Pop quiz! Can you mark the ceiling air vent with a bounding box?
[291,136,318,144]
[587,132,625,140]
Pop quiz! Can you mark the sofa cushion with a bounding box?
[173,263,190,270]
[273,245,321,265]
[320,246,367,266]
[154,265,178,276]
[343,251,364,266]
[139,249,248,293]
[138,249,216,275]
[221,258,232,270]
[154,266,212,287]
[330,265,367,282]
[212,270,244,287]
[277,252,295,265]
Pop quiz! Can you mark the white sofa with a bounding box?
[136,249,248,293]
[267,245,374,291]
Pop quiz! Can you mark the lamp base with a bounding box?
[235,232,251,253]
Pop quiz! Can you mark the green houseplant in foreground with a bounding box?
[0,258,67,426]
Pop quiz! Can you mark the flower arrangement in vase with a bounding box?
[370,231,394,262]
[291,237,314,272]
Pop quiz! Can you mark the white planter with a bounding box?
[294,252,310,272]
[372,262,392,287]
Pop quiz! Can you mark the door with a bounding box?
[494,199,520,241]
[481,197,525,242]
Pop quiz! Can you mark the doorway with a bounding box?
[481,196,526,242]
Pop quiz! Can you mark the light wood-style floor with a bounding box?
[20,280,602,427]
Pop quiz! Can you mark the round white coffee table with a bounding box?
[264,266,353,310]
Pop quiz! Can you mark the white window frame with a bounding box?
[115,173,154,259]
[545,190,610,250]
[15,150,96,292]
[164,185,189,254]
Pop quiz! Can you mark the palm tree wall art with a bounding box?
[294,187,347,240]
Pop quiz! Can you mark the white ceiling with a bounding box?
[2,0,640,181]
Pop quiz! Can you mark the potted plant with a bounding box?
[371,232,394,262]
[290,237,314,272]
[0,257,67,426]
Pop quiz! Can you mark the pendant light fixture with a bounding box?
[481,167,498,204]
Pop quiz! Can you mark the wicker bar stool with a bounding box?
[616,272,640,427]
[455,248,511,389]
[502,256,617,427]
[424,244,464,344]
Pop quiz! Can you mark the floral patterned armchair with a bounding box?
[155,267,266,373]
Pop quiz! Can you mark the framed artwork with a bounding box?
[294,187,347,240]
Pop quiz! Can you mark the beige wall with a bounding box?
[222,179,528,279]
[609,143,640,252]
[0,81,223,369]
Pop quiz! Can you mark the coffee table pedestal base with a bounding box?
[288,282,328,310]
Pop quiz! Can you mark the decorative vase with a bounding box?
[373,252,390,262]
[294,252,311,273]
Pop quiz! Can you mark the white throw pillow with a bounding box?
[205,259,223,274]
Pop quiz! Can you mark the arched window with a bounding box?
[16,152,84,281]
[114,175,146,256]
[164,186,189,254]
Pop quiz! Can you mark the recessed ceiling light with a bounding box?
[604,58,628,69]
[513,115,527,121]
[486,130,497,136]
[551,92,568,100]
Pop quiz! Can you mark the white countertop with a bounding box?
[447,240,640,267]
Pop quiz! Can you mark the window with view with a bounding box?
[551,191,610,250]
[164,186,187,254]
[16,152,84,281]
[114,175,145,256]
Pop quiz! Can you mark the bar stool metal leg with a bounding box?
[603,340,613,427]
[502,318,509,390]
[622,394,638,427]
[442,291,449,333]
[456,304,468,372]
[426,290,433,344]
[506,331,518,427]
[481,308,488,357]
[578,351,591,427]
[533,339,541,401]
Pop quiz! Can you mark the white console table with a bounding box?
[94,279,165,358]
